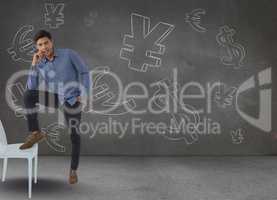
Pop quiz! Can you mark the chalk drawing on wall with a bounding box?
[152,78,200,144]
[7,82,27,120]
[185,8,207,32]
[88,66,137,115]
[84,11,98,27]
[44,3,65,29]
[230,128,244,144]
[214,83,237,109]
[7,25,36,63]
[120,13,175,72]
[42,122,66,153]
[216,25,246,68]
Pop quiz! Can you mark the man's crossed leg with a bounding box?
[20,89,82,184]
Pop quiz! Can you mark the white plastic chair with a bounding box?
[0,120,38,199]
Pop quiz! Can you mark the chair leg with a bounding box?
[34,156,38,184]
[2,158,8,182]
[28,158,32,199]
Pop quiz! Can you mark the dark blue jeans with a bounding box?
[23,89,81,170]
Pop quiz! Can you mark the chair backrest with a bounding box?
[0,120,8,146]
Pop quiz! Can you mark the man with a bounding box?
[20,30,91,184]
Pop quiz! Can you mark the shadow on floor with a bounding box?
[0,177,69,194]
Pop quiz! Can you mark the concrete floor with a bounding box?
[0,156,276,200]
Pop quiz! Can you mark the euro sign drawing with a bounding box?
[120,13,175,72]
[7,25,36,63]
[89,66,136,115]
[44,3,65,29]
[216,25,246,68]
[185,8,207,32]
[42,123,66,153]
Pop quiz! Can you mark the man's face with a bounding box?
[36,37,54,57]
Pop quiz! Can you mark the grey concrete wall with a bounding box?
[0,0,276,155]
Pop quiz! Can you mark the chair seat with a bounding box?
[0,143,37,158]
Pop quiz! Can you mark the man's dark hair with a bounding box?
[33,30,52,43]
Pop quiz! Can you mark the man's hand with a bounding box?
[32,50,46,66]
[76,96,81,103]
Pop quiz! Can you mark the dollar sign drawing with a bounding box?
[216,25,246,68]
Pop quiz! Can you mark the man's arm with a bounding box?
[26,50,46,90]
[68,49,91,98]
[26,65,39,90]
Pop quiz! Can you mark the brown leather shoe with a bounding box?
[19,131,46,150]
[69,170,78,184]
